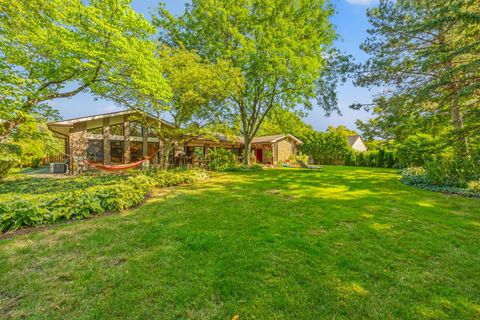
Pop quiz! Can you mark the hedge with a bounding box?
[0,170,208,233]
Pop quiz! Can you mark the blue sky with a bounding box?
[54,0,379,132]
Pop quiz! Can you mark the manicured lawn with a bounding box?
[1,167,479,319]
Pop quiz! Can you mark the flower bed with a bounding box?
[0,170,208,233]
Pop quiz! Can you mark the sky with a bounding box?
[54,0,379,132]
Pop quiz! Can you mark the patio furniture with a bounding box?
[298,160,323,170]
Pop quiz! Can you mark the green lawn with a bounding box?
[1,167,479,319]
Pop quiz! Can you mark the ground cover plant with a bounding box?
[1,167,479,319]
[0,169,207,233]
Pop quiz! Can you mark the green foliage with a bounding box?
[400,161,480,197]
[0,170,208,233]
[345,149,397,169]
[206,148,236,172]
[224,164,263,172]
[354,1,480,156]
[156,0,338,164]
[302,131,350,165]
[257,109,315,142]
[424,157,479,188]
[0,0,170,141]
[11,122,64,168]
[400,167,427,186]
[467,180,480,192]
[395,134,440,167]
[0,143,21,179]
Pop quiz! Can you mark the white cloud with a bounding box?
[346,0,378,5]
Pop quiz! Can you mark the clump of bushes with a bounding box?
[467,180,480,192]
[0,143,21,179]
[400,164,480,198]
[400,167,427,185]
[224,164,263,172]
[345,149,397,168]
[206,148,236,171]
[0,170,208,233]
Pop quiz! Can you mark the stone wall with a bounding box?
[69,122,88,171]
[276,138,294,163]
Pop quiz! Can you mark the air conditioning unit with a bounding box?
[49,163,67,174]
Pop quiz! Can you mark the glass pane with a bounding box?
[129,122,143,137]
[111,141,124,164]
[130,141,143,161]
[87,127,103,135]
[148,142,159,163]
[147,127,158,137]
[87,140,103,163]
[110,123,124,136]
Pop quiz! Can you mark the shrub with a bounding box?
[395,134,439,167]
[206,148,236,171]
[345,149,398,168]
[224,164,263,172]
[400,167,427,185]
[424,156,478,187]
[467,180,480,192]
[0,143,22,179]
[0,200,49,232]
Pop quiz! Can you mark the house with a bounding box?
[47,110,303,170]
[347,135,367,152]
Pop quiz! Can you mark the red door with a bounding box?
[256,149,263,163]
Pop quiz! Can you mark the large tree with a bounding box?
[134,46,242,167]
[0,0,170,142]
[353,0,480,155]
[155,0,338,164]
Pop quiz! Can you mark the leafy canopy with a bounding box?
[0,0,170,141]
[155,0,337,163]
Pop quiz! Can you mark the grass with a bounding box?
[1,166,479,319]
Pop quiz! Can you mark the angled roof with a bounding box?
[251,134,303,145]
[48,110,174,128]
[347,135,361,147]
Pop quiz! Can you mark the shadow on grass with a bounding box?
[1,167,479,319]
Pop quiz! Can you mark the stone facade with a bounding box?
[276,138,295,163]
[48,111,303,170]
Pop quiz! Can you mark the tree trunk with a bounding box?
[243,134,252,165]
[449,91,469,157]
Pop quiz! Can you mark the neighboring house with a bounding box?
[347,135,368,152]
[47,110,303,170]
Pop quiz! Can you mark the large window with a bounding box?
[130,141,143,161]
[129,121,143,137]
[87,140,104,163]
[110,123,124,136]
[87,127,103,135]
[111,141,124,164]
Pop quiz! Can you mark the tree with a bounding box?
[133,46,242,167]
[0,0,170,142]
[257,109,315,142]
[353,0,480,156]
[155,0,338,164]
[326,125,357,138]
[302,131,350,165]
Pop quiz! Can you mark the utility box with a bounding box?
[49,163,67,174]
